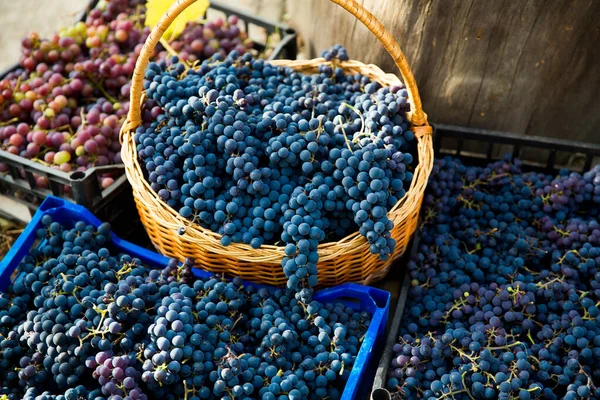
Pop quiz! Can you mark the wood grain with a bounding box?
[288,0,600,143]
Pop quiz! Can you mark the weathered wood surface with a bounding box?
[288,0,600,143]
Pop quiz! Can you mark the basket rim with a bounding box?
[120,57,434,262]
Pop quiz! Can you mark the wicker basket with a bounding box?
[120,0,434,287]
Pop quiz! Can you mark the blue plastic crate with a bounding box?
[0,195,389,400]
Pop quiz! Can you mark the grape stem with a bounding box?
[333,115,353,153]
[527,330,535,345]
[339,102,371,142]
[85,74,118,104]
[31,158,50,167]
[133,5,146,30]
[13,76,22,94]
[484,341,523,351]
[229,314,244,332]
[183,380,189,400]
[79,108,87,129]
[0,118,18,127]
[259,29,275,59]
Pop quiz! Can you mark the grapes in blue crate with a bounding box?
[386,157,600,399]
[134,45,417,301]
[0,215,371,399]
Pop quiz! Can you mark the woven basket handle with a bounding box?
[125,0,429,131]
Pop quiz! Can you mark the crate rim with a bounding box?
[433,123,600,156]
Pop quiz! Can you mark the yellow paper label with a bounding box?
[145,0,210,40]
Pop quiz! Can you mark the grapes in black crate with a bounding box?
[386,157,600,400]
[135,46,417,302]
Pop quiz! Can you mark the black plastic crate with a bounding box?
[370,124,600,400]
[208,0,298,61]
[0,0,297,226]
[0,151,131,221]
[434,123,600,173]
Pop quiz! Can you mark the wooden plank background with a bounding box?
[287,0,600,143]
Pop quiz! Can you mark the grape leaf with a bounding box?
[145,0,210,40]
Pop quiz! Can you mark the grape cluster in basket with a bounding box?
[0,0,251,190]
[0,216,371,400]
[135,46,417,302]
[386,157,600,399]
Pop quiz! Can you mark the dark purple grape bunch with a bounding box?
[582,165,600,205]
[140,292,197,390]
[213,351,258,398]
[88,351,147,400]
[318,44,349,77]
[529,165,600,217]
[281,182,325,303]
[159,257,195,284]
[321,44,349,62]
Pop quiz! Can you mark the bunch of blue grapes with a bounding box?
[88,352,146,399]
[321,44,349,62]
[134,46,417,301]
[0,216,372,399]
[386,157,600,399]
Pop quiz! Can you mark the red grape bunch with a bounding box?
[0,0,252,194]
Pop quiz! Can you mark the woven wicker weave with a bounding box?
[120,0,434,287]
